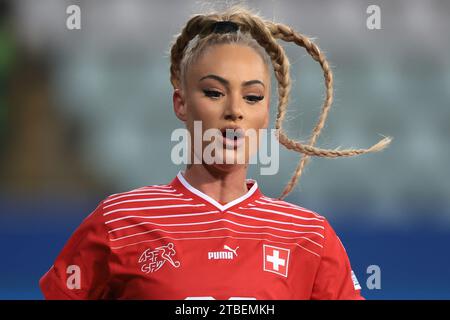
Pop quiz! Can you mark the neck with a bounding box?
[182,165,249,205]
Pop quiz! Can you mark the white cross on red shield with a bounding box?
[263,244,290,277]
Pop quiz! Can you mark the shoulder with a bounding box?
[257,197,347,254]
[100,183,181,216]
[255,195,327,222]
[254,196,342,238]
[104,183,175,203]
[254,197,350,260]
[246,195,334,258]
[252,195,329,239]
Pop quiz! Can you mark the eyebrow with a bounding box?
[199,74,265,88]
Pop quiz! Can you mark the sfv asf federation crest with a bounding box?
[138,242,181,273]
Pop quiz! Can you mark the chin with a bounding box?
[207,162,248,174]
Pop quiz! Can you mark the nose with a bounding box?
[224,93,244,121]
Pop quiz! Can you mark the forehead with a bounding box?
[188,44,269,81]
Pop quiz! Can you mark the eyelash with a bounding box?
[203,90,264,104]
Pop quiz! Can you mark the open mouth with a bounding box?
[219,127,245,148]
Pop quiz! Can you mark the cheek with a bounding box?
[251,104,270,129]
[185,95,203,122]
[187,98,221,123]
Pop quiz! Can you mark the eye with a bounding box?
[203,89,223,99]
[245,95,264,104]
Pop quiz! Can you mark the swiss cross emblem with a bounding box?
[263,244,290,277]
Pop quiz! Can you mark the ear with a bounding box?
[173,88,187,122]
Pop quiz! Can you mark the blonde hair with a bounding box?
[169,4,392,200]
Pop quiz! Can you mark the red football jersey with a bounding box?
[40,171,364,300]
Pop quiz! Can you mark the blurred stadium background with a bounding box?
[0,0,449,299]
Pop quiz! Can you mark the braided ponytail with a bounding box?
[169,5,392,199]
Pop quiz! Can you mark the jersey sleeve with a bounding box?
[39,200,111,300]
[310,219,364,300]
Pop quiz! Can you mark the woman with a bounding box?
[40,5,391,300]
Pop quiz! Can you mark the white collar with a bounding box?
[176,170,259,212]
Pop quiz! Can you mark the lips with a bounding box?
[220,126,245,139]
[219,126,245,148]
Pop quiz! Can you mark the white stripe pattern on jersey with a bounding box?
[102,178,326,258]
[108,226,323,248]
[103,197,193,209]
[104,189,179,204]
[259,197,324,219]
[227,211,324,230]
[110,235,321,257]
[108,185,174,197]
[239,205,324,222]
[108,218,325,238]
[103,203,206,217]
[254,200,324,219]
[104,210,219,224]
